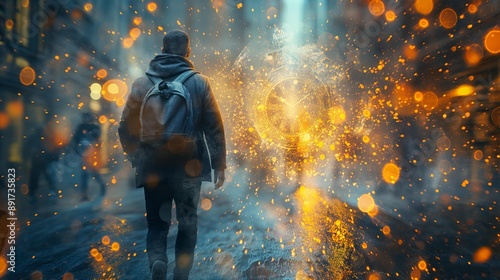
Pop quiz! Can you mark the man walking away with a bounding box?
[118,30,226,280]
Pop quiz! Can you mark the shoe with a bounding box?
[151,260,167,280]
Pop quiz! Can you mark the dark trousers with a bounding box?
[144,178,201,280]
[29,158,57,197]
[81,168,106,196]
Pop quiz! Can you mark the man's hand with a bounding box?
[214,169,225,189]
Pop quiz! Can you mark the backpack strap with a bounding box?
[173,70,199,84]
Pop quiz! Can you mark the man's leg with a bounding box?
[144,183,173,273]
[172,178,201,280]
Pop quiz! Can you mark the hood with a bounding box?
[145,54,194,79]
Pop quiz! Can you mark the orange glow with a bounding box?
[102,235,110,245]
[147,2,157,12]
[449,84,474,97]
[102,79,128,101]
[90,248,99,257]
[130,28,141,40]
[5,19,14,29]
[414,91,424,102]
[133,17,142,25]
[328,106,346,124]
[439,8,458,29]
[465,44,483,65]
[21,184,29,195]
[473,246,492,263]
[368,204,379,217]
[484,29,500,54]
[20,66,36,85]
[201,198,212,211]
[362,135,370,143]
[21,0,29,8]
[411,269,421,279]
[473,150,483,161]
[368,272,381,280]
[382,162,400,184]
[6,100,24,118]
[358,194,376,213]
[421,91,438,110]
[385,10,396,22]
[96,69,108,79]
[115,98,125,107]
[404,45,417,60]
[418,260,427,270]
[382,225,391,235]
[123,37,134,48]
[62,273,74,280]
[111,242,120,251]
[368,0,385,17]
[83,3,93,12]
[99,115,107,124]
[0,256,7,277]
[418,18,429,28]
[414,0,433,15]
[468,4,478,13]
[0,112,10,129]
[95,253,103,262]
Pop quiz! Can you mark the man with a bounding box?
[118,30,226,280]
[72,112,107,201]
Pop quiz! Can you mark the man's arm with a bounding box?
[200,76,226,188]
[118,78,145,166]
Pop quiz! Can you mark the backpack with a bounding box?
[139,70,200,158]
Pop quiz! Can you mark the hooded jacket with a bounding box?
[118,54,226,187]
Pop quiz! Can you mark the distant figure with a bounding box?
[26,123,61,203]
[72,112,106,201]
[118,30,226,280]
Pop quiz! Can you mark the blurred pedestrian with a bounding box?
[72,112,106,201]
[119,30,226,280]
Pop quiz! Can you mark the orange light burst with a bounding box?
[83,3,93,12]
[414,0,433,15]
[133,17,142,25]
[418,18,429,28]
[19,66,36,85]
[468,4,478,13]
[382,162,400,184]
[5,19,14,29]
[368,0,385,17]
[484,29,500,54]
[96,69,108,79]
[328,105,346,124]
[111,242,120,251]
[201,198,212,211]
[439,8,457,29]
[98,115,108,124]
[414,91,424,102]
[123,37,134,49]
[418,259,427,270]
[102,235,110,245]
[465,44,483,65]
[130,28,141,40]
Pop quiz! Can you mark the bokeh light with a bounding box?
[385,10,396,22]
[473,246,492,263]
[465,44,483,65]
[382,162,400,184]
[439,8,458,29]
[96,69,108,79]
[19,66,36,85]
[368,0,385,17]
[484,29,500,54]
[358,194,376,213]
[147,2,157,13]
[414,0,433,15]
[421,91,438,110]
[101,79,128,101]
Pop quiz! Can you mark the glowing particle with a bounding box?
[20,66,36,86]
[130,28,141,40]
[176,20,182,26]
[5,19,14,29]
[473,246,492,263]
[123,37,134,49]
[368,0,385,17]
[111,242,120,251]
[468,4,478,13]
[90,248,99,257]
[414,91,423,101]
[96,69,108,79]
[267,7,278,20]
[358,194,375,213]
[201,198,212,211]
[421,91,438,110]
[473,150,483,161]
[116,98,125,107]
[385,10,396,22]
[99,115,107,124]
[95,253,103,262]
[102,235,110,245]
[362,135,370,143]
[491,107,500,126]
[62,272,74,280]
[368,272,381,280]
[6,100,23,118]
[382,226,391,235]
[328,106,346,124]
[439,8,457,29]
[90,91,101,100]
[83,3,93,12]
[418,260,427,270]
[418,18,429,28]
[102,79,128,101]
[465,44,483,65]
[414,0,433,15]
[368,204,379,217]
[147,2,157,12]
[484,29,500,54]
[382,162,400,184]
[236,3,243,9]
[361,242,368,249]
[133,17,142,25]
